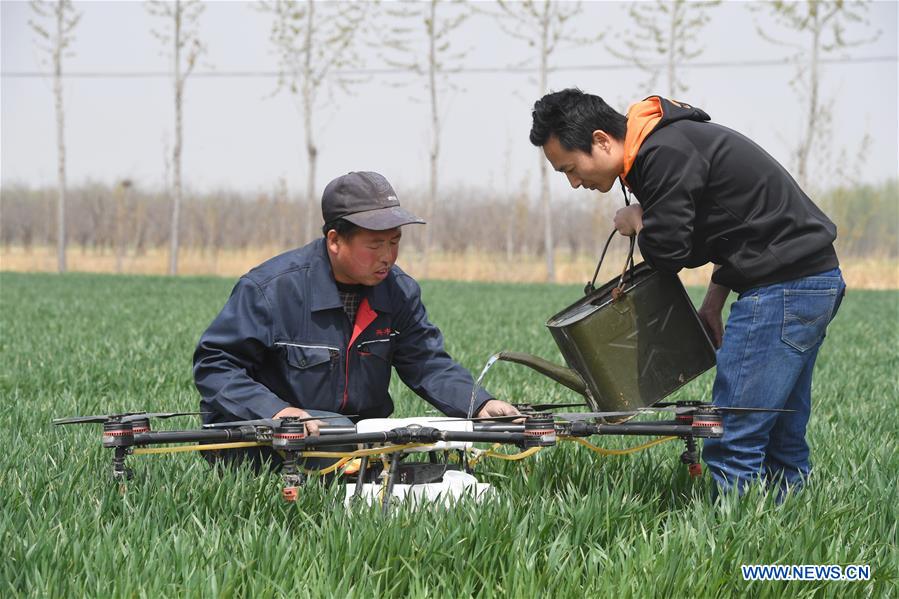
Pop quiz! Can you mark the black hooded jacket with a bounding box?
[623,97,838,293]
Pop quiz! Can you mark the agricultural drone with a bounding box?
[53,401,791,514]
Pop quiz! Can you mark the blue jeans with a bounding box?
[703,268,846,498]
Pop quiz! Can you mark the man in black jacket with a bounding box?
[530,89,846,498]
[194,171,518,470]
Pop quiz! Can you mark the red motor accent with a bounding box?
[523,428,554,437]
[273,432,306,440]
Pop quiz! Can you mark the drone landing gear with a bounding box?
[680,436,702,478]
[280,451,307,502]
[352,455,371,499]
[347,451,476,515]
[103,421,136,490]
[111,446,134,482]
[273,420,309,502]
[380,452,402,515]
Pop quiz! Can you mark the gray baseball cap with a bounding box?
[321,171,426,231]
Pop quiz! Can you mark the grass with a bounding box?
[1,271,897,598]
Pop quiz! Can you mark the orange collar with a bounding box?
[619,97,663,180]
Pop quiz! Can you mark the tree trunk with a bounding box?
[796,9,821,192]
[305,111,317,244]
[423,0,439,276]
[54,3,67,273]
[667,2,678,97]
[169,0,183,276]
[114,182,128,273]
[134,199,148,257]
[539,2,554,282]
[302,0,317,244]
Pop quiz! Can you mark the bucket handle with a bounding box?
[584,181,637,296]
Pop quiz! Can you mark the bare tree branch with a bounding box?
[753,0,881,191]
[609,0,720,98]
[487,0,603,282]
[146,0,207,275]
[259,0,371,244]
[29,0,81,273]
[377,0,473,275]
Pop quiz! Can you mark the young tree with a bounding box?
[147,0,206,275]
[114,179,133,274]
[380,0,471,276]
[491,0,602,282]
[261,0,370,244]
[610,0,720,98]
[753,0,879,191]
[29,0,81,273]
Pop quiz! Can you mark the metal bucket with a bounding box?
[546,262,716,412]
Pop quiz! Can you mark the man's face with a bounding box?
[327,227,402,286]
[542,132,624,193]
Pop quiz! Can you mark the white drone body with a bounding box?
[344,417,493,508]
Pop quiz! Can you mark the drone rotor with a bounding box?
[53,411,207,425]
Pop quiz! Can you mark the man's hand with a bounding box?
[613,204,644,237]
[697,305,724,349]
[476,399,521,421]
[273,406,324,436]
[698,273,730,349]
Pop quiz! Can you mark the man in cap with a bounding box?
[194,171,519,470]
[529,89,845,499]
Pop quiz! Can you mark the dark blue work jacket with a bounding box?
[194,239,492,424]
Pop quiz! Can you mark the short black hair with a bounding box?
[322,218,361,238]
[529,89,628,153]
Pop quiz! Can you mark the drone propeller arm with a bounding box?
[571,421,722,439]
[300,431,404,448]
[437,430,526,444]
[471,419,724,440]
[472,423,523,434]
[297,427,529,449]
[316,425,357,436]
[134,427,256,446]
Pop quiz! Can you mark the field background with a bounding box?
[1,272,896,597]
[3,246,897,291]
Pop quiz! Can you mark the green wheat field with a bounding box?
[1,272,896,598]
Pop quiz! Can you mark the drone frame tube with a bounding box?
[133,427,255,445]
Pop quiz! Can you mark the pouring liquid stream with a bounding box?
[467,353,501,419]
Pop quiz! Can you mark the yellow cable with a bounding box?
[131,436,674,467]
[467,443,501,468]
[298,443,432,476]
[302,456,352,476]
[468,444,542,468]
[132,441,265,455]
[561,435,677,455]
[299,443,429,459]
[483,447,543,461]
